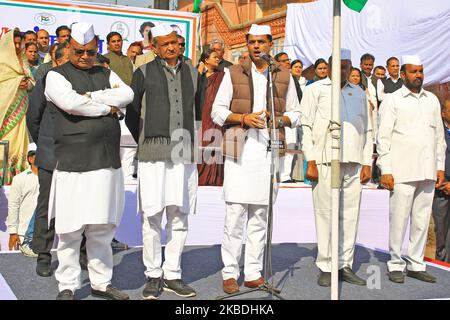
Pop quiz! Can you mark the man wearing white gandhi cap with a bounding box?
[211,24,300,294]
[301,48,373,287]
[126,23,199,299]
[377,55,445,284]
[44,22,134,299]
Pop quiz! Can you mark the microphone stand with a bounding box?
[217,56,285,300]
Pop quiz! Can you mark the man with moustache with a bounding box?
[44,22,134,299]
[36,29,50,60]
[377,57,403,102]
[377,55,446,284]
[126,24,198,300]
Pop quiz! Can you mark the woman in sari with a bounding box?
[195,49,225,186]
[0,30,35,184]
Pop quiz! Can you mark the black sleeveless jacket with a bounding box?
[49,63,121,172]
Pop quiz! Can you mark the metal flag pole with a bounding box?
[330,0,342,301]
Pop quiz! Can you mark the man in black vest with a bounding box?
[26,44,85,278]
[377,57,403,102]
[432,99,450,263]
[44,22,133,300]
[126,24,198,300]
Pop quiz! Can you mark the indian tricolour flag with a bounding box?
[343,0,368,12]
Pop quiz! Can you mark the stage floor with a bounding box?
[0,244,449,300]
[1,183,448,300]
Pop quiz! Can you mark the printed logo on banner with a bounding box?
[34,13,56,26]
[65,5,82,28]
[110,21,130,41]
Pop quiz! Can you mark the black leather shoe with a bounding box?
[91,285,129,300]
[339,267,366,286]
[406,270,436,283]
[36,261,53,277]
[56,289,74,300]
[318,271,331,287]
[388,271,405,283]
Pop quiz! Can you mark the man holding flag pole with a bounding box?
[302,0,369,300]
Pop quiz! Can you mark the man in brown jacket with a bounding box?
[211,24,300,294]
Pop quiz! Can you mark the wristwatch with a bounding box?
[277,118,283,128]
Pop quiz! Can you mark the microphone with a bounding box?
[116,109,125,120]
[259,53,273,65]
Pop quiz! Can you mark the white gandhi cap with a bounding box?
[71,22,96,45]
[248,24,272,36]
[401,55,422,66]
[151,24,176,38]
[341,48,351,60]
[329,48,352,61]
[28,143,37,152]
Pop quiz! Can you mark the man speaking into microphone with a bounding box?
[211,24,300,294]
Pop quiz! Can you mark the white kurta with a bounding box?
[377,85,445,183]
[300,78,373,166]
[49,168,125,234]
[138,162,198,217]
[211,65,301,205]
[377,85,445,273]
[301,80,373,272]
[376,76,401,102]
[6,169,39,238]
[120,119,137,181]
[45,68,134,234]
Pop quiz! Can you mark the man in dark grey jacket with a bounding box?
[26,45,70,278]
[126,24,198,300]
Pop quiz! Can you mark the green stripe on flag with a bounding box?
[343,0,368,12]
[193,0,202,13]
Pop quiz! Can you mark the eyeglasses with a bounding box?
[179,43,186,47]
[73,49,97,56]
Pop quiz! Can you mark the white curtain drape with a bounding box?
[283,0,450,85]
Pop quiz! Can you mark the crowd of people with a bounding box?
[0,20,448,300]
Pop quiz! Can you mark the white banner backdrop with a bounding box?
[283,0,450,86]
[0,0,200,60]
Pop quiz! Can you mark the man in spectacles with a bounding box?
[274,52,291,70]
[177,34,192,65]
[210,39,233,71]
[44,22,134,300]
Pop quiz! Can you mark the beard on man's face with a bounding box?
[406,77,423,90]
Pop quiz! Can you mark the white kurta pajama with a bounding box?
[45,69,134,292]
[134,59,199,282]
[300,79,372,272]
[212,65,300,281]
[377,85,445,272]
[139,161,198,280]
